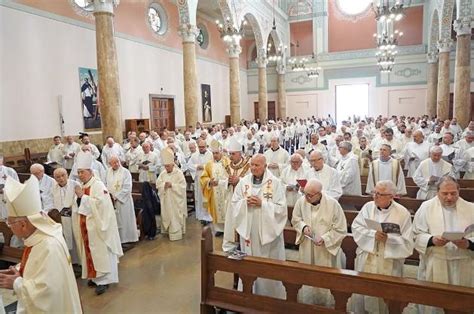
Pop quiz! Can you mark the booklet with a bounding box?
[365,218,401,234]
[304,233,322,244]
[226,249,247,260]
[442,224,474,241]
[296,179,308,188]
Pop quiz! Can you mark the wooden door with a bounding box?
[150,97,175,131]
[268,101,276,121]
[254,102,259,120]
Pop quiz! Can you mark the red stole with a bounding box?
[19,246,32,276]
[80,186,97,278]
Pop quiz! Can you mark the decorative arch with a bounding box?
[439,0,456,40]
[456,0,472,20]
[267,29,283,51]
[240,12,265,56]
[176,0,198,26]
[429,9,440,54]
[217,0,238,30]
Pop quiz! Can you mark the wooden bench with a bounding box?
[361,175,474,188]
[201,228,474,314]
[361,183,474,201]
[338,195,423,215]
[0,222,23,263]
[3,155,29,173]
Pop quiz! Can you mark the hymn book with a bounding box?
[365,218,401,234]
[442,224,474,241]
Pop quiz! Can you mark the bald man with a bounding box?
[138,142,161,183]
[223,154,287,299]
[263,136,290,177]
[106,156,138,244]
[306,151,342,200]
[403,130,431,177]
[30,163,55,212]
[280,154,307,207]
[101,136,125,168]
[291,179,346,306]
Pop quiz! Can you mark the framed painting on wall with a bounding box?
[201,84,212,122]
[78,67,101,130]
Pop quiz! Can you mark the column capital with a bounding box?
[256,55,268,68]
[179,24,199,43]
[93,0,119,14]
[276,63,286,75]
[427,51,439,64]
[437,39,453,53]
[453,18,473,36]
[226,42,242,58]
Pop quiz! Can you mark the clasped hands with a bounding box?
[432,236,469,249]
[164,182,172,189]
[74,185,84,198]
[0,266,20,289]
[246,195,262,207]
[375,231,388,244]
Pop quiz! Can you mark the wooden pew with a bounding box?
[361,175,474,189]
[0,222,23,263]
[3,155,29,173]
[338,195,423,215]
[201,228,474,314]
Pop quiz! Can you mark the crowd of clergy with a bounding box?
[0,114,472,313]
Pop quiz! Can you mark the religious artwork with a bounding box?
[201,84,212,122]
[78,67,101,130]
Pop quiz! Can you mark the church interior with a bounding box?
[0,0,473,313]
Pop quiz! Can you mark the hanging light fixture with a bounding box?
[372,0,410,22]
[288,0,309,72]
[307,53,321,78]
[267,0,287,63]
[215,0,244,43]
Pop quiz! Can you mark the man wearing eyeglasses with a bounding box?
[306,150,342,200]
[280,154,307,207]
[291,179,346,306]
[351,180,414,313]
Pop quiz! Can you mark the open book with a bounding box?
[365,218,401,234]
[442,224,474,241]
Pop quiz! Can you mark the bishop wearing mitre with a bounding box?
[2,175,82,313]
[156,148,187,241]
[74,151,123,295]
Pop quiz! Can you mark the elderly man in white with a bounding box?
[263,136,290,178]
[413,146,454,200]
[291,179,346,306]
[413,176,474,313]
[306,150,342,200]
[280,154,307,207]
[30,163,55,212]
[351,180,414,314]
[403,130,431,177]
[336,141,361,196]
[101,136,125,168]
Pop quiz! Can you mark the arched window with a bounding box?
[147,3,168,35]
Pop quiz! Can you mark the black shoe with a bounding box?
[215,232,224,237]
[95,284,109,295]
[87,280,97,288]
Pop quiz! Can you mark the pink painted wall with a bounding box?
[240,39,254,68]
[397,6,423,46]
[290,21,313,56]
[328,1,376,52]
[14,0,239,67]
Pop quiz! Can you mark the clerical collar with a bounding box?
[271,147,280,152]
[200,151,206,155]
[377,202,392,211]
[380,157,391,162]
[252,176,264,184]
[311,200,321,206]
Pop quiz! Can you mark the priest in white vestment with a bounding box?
[63,135,81,170]
[74,151,123,295]
[70,145,107,183]
[200,140,231,234]
[125,138,143,173]
[291,179,347,306]
[280,154,306,207]
[188,139,213,223]
[30,163,55,212]
[138,142,161,183]
[306,151,342,200]
[80,134,100,159]
[304,134,329,164]
[47,135,65,164]
[101,136,125,168]
[52,168,80,263]
[335,141,361,196]
[2,175,82,313]
[106,156,139,244]
[156,149,187,241]
[459,146,474,179]
[351,180,414,314]
[263,136,290,178]
[366,144,407,196]
[413,176,474,313]
[0,155,19,219]
[403,130,431,177]
[413,146,454,200]
[223,154,287,299]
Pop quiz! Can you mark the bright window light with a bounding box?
[336,84,369,124]
[336,0,372,16]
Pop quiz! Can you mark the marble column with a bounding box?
[276,63,287,119]
[257,54,268,121]
[453,18,472,127]
[436,39,453,121]
[227,42,241,125]
[179,24,199,128]
[426,52,439,118]
[93,0,122,142]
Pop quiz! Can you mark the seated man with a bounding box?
[280,154,306,207]
[336,141,361,196]
[106,156,139,244]
[306,151,342,200]
[156,149,187,241]
[413,146,454,200]
[351,180,414,314]
[291,179,346,306]
[366,144,406,196]
[30,163,55,212]
[223,154,287,299]
[2,175,82,313]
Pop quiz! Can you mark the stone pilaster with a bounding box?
[227,42,241,125]
[426,52,439,118]
[179,24,199,128]
[276,63,287,119]
[93,0,122,142]
[256,53,268,121]
[436,39,453,121]
[453,18,472,127]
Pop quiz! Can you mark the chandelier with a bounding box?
[306,53,321,78]
[372,0,409,22]
[267,43,286,62]
[289,56,309,71]
[215,17,243,43]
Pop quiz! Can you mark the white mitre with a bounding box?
[4,175,60,237]
[210,140,222,153]
[161,148,175,165]
[228,137,242,153]
[76,151,93,169]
